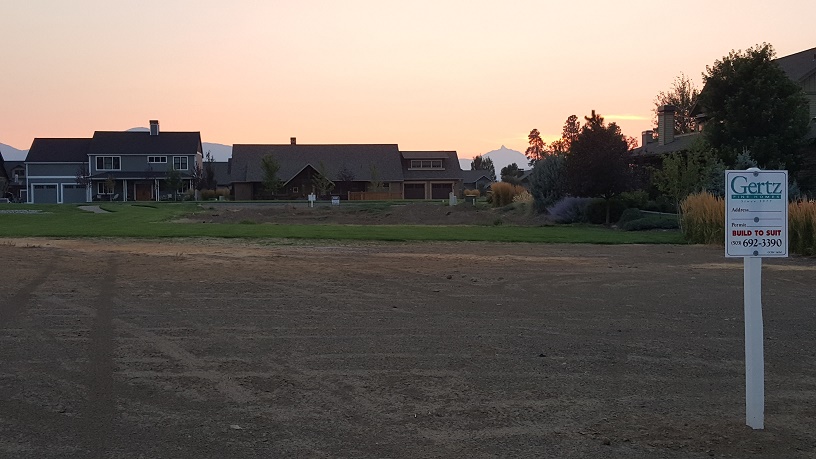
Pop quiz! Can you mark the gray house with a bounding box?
[87,121,203,201]
[25,138,92,203]
[25,120,203,203]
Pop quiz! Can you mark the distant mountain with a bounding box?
[459,145,529,175]
[0,143,28,161]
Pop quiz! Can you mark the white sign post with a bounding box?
[725,168,788,430]
[308,193,316,208]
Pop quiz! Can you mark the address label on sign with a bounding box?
[725,169,788,258]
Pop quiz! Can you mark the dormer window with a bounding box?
[410,160,443,170]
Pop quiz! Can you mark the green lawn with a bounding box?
[0,203,685,244]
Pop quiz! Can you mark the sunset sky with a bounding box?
[1,1,813,159]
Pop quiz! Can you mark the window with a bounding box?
[97,182,113,194]
[410,159,443,170]
[96,156,121,171]
[292,187,299,193]
[173,156,188,170]
[148,156,167,164]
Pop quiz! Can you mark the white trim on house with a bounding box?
[25,175,79,179]
[29,182,59,204]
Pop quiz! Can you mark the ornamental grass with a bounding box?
[679,192,725,245]
[789,199,816,255]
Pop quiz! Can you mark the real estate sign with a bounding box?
[725,170,788,258]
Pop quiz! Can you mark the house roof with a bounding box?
[631,132,701,156]
[211,161,231,186]
[460,169,494,183]
[230,144,404,183]
[402,151,463,181]
[26,138,92,163]
[775,47,816,83]
[88,131,202,156]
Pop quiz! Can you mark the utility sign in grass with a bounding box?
[725,169,788,258]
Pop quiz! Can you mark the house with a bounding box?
[87,121,202,201]
[461,170,494,194]
[25,138,92,203]
[400,151,462,199]
[635,47,816,160]
[25,120,203,203]
[230,139,463,200]
[1,150,26,201]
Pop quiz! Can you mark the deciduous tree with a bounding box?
[654,73,700,135]
[500,163,522,185]
[261,154,283,195]
[698,43,809,169]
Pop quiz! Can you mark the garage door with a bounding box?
[404,183,425,200]
[32,185,58,203]
[62,184,87,203]
[431,183,451,199]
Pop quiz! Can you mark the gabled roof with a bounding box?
[460,169,494,183]
[230,144,404,183]
[211,161,231,186]
[402,150,463,181]
[88,131,202,156]
[775,46,816,83]
[26,138,91,163]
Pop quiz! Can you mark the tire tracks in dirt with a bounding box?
[80,256,117,457]
[0,255,55,325]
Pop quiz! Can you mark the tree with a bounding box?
[500,163,522,185]
[261,154,283,196]
[525,129,546,163]
[529,152,567,211]
[336,164,355,182]
[203,151,217,190]
[548,115,580,154]
[698,43,809,170]
[653,73,700,135]
[368,164,384,192]
[565,111,632,225]
[165,168,182,201]
[311,161,335,197]
[75,164,91,190]
[470,155,496,181]
[651,139,725,206]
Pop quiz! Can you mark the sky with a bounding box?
[1,0,813,160]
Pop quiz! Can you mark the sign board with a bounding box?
[725,169,788,258]
[331,196,340,206]
[307,193,316,202]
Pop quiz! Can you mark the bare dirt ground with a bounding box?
[1,238,815,458]
[191,201,549,226]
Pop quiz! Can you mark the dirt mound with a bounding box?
[192,202,550,226]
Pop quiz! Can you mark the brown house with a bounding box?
[230,140,463,200]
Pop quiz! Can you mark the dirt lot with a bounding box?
[1,238,814,458]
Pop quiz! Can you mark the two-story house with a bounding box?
[25,121,203,203]
[87,121,203,201]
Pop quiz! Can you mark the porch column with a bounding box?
[123,180,128,201]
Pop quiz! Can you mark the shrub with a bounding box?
[513,190,533,204]
[619,215,680,231]
[547,197,592,223]
[530,152,567,211]
[617,208,644,225]
[463,188,481,197]
[789,200,816,255]
[680,192,724,244]
[490,182,526,207]
[586,198,628,224]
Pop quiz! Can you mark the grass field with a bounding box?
[0,203,685,244]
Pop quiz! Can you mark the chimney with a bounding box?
[290,137,296,145]
[149,120,160,136]
[657,105,676,146]
[641,130,654,147]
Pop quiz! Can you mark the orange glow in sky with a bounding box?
[1,1,812,159]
